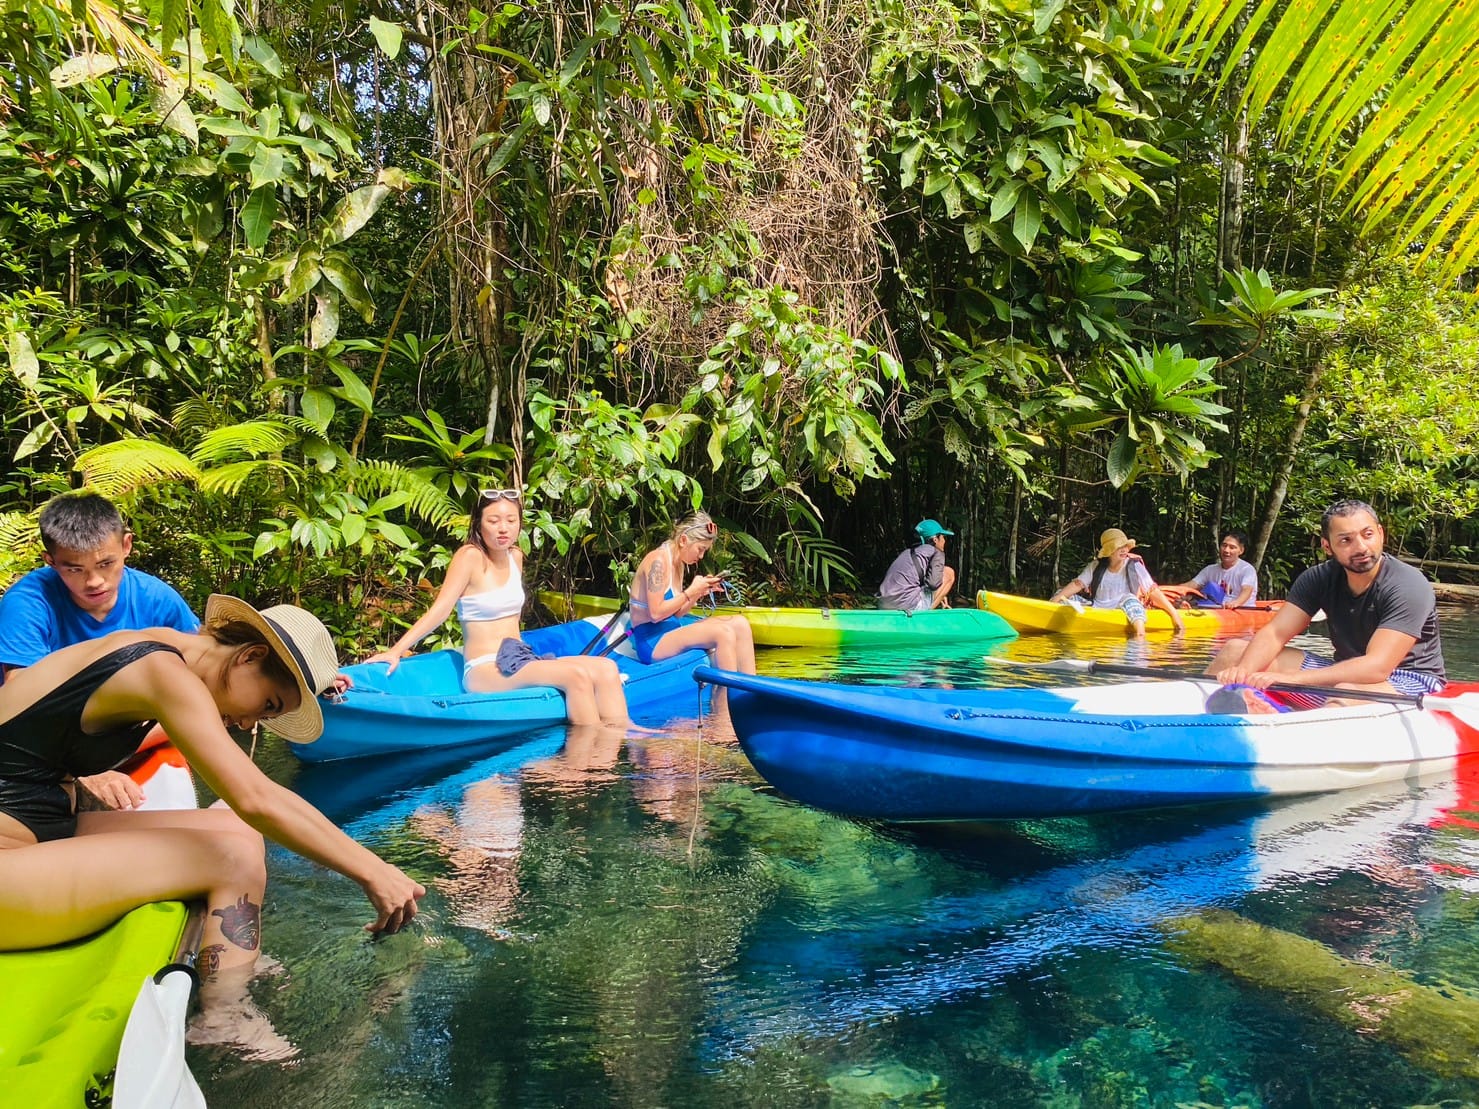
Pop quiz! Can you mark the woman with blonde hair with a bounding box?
[630,511,756,674]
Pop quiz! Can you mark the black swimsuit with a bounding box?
[0,641,180,842]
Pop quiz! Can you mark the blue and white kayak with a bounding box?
[695,667,1479,820]
[294,617,707,762]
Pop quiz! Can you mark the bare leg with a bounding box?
[1204,639,1308,677]
[932,566,957,608]
[1,809,293,1061]
[652,615,756,674]
[569,655,630,725]
[464,657,602,725]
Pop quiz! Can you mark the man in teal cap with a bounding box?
[878,519,957,611]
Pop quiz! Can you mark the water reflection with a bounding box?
[198,608,1479,1106]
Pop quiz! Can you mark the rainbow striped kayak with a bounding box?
[537,592,1015,648]
[0,901,194,1106]
[977,590,1282,638]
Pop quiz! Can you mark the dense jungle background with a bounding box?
[4,0,1478,648]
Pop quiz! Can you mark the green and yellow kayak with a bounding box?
[537,591,622,621]
[705,604,1016,647]
[978,589,1283,638]
[0,900,192,1107]
[538,591,1017,648]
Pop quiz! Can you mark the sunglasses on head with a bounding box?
[685,519,718,538]
[480,488,522,502]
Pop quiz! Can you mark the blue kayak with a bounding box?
[696,666,1479,820]
[293,617,707,762]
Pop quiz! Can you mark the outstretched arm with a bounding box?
[364,547,479,672]
[1048,578,1086,603]
[116,654,425,933]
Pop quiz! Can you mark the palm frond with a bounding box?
[1163,0,1479,282]
[74,439,201,497]
[0,512,42,588]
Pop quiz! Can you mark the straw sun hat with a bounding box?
[1097,528,1138,558]
[203,594,341,743]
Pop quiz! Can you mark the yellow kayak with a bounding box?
[977,590,1282,638]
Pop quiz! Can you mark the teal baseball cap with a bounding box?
[916,519,954,539]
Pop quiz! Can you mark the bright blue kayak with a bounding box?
[294,617,707,762]
[696,666,1479,820]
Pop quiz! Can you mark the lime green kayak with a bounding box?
[537,590,622,620]
[0,900,191,1107]
[705,604,1016,647]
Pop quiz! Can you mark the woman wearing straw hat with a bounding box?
[0,594,425,1050]
[1048,527,1186,637]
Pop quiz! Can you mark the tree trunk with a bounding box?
[1251,349,1326,570]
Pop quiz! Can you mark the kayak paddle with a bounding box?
[984,657,1479,724]
[579,598,629,656]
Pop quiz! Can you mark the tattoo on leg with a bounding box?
[199,943,226,979]
[211,893,262,950]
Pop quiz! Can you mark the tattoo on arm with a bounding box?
[211,893,262,951]
[647,559,668,593]
[199,943,226,979]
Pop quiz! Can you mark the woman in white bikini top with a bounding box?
[363,489,629,727]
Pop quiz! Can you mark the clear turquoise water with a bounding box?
[194,609,1479,1107]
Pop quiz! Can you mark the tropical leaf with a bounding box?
[74,439,201,496]
[1160,0,1479,282]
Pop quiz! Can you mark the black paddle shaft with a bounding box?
[1080,660,1426,708]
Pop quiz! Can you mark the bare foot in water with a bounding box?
[187,967,299,1062]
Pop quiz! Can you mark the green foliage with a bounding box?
[1068,344,1229,488]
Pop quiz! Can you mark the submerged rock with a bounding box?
[826,1061,941,1102]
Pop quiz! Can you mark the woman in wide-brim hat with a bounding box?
[0,594,424,998]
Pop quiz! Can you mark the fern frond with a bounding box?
[170,397,229,437]
[354,459,466,531]
[191,419,298,464]
[0,512,42,585]
[199,459,305,497]
[75,439,201,497]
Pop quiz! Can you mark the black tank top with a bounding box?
[0,641,183,785]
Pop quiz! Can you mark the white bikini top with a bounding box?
[457,566,525,623]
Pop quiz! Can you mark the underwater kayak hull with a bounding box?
[297,616,707,762]
[696,667,1479,820]
[977,590,1282,637]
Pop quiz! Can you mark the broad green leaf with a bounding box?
[309,288,340,348]
[249,147,286,191]
[368,16,404,58]
[301,387,337,430]
[14,423,55,461]
[322,183,393,245]
[321,253,375,319]
[6,332,40,388]
[331,364,375,413]
[50,53,120,87]
[241,187,277,249]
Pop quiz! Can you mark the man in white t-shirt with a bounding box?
[1170,529,1258,608]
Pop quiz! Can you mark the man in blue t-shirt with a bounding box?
[1208,498,1444,711]
[0,492,199,805]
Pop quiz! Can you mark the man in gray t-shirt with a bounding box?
[1207,499,1445,706]
[879,519,957,611]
